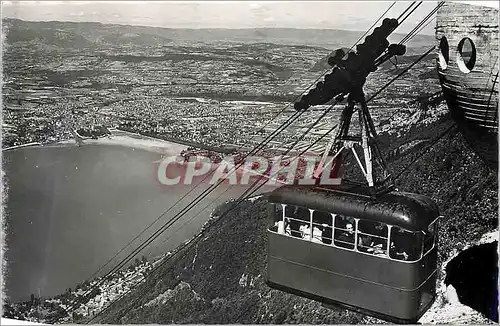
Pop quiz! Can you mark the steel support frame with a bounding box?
[317,87,393,194]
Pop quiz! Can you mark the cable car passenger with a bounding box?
[313,210,333,244]
[334,215,356,249]
[300,225,324,243]
[389,227,422,261]
[321,223,333,244]
[285,205,310,238]
[273,204,285,234]
[300,224,310,239]
[390,242,409,261]
[312,226,323,243]
[357,220,388,256]
[276,220,285,234]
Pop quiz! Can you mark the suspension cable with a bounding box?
[70,1,399,288]
[62,82,340,317]
[86,109,342,323]
[85,96,342,323]
[398,1,423,27]
[97,98,342,277]
[241,52,436,202]
[351,1,397,50]
[393,123,457,181]
[85,42,436,322]
[374,1,440,64]
[397,1,418,21]
[141,43,442,296]
[61,2,404,315]
[407,15,436,43]
[400,1,444,44]
[81,41,435,326]
[61,2,422,320]
[370,46,435,102]
[72,0,397,283]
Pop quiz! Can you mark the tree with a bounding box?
[142,255,148,264]
[73,312,83,321]
[30,293,35,303]
[135,257,141,267]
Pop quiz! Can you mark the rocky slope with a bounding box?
[92,102,497,324]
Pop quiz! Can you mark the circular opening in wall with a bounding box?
[438,37,449,70]
[457,37,476,73]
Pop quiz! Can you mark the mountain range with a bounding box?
[2,18,434,50]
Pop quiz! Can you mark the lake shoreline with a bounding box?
[3,129,189,156]
[3,137,269,303]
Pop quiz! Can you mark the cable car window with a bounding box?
[389,226,423,262]
[357,220,388,256]
[284,205,310,238]
[312,210,333,244]
[334,215,356,250]
[270,204,284,234]
[423,221,437,254]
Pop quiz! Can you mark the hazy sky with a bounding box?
[1,1,446,34]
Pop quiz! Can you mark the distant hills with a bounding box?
[2,18,434,50]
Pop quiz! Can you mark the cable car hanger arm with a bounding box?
[294,18,409,195]
[294,18,406,112]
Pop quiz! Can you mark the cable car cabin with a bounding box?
[266,185,440,324]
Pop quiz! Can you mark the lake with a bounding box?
[3,141,270,302]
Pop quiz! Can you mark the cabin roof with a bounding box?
[268,185,440,231]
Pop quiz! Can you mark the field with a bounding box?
[3,18,438,153]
